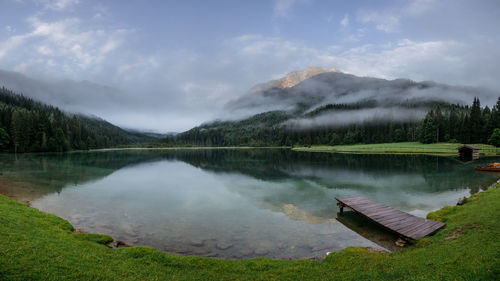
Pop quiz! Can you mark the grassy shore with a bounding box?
[293,142,500,155]
[1,183,499,280]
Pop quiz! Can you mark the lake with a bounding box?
[0,149,499,259]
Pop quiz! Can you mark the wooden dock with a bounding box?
[336,196,445,241]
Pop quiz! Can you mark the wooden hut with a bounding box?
[457,145,480,159]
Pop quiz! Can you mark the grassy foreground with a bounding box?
[1,185,500,280]
[293,142,500,155]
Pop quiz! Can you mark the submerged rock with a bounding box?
[107,240,133,248]
[239,249,254,256]
[201,252,218,257]
[216,242,233,250]
[311,242,336,252]
[190,239,205,247]
[456,197,467,205]
[277,242,287,250]
[254,248,269,255]
[281,203,328,224]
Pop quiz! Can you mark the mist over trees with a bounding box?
[182,70,499,148]
[164,97,500,147]
[0,87,152,153]
[164,111,420,147]
[1,84,498,152]
[225,71,499,122]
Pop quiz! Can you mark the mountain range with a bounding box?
[164,67,498,146]
[225,67,497,124]
[1,66,498,149]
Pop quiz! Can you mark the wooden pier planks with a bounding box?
[336,196,446,240]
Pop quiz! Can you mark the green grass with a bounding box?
[293,142,500,155]
[1,183,500,280]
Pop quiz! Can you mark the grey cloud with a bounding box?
[0,69,124,112]
[0,69,204,133]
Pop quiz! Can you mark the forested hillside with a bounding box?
[163,97,500,147]
[162,69,500,147]
[0,87,153,152]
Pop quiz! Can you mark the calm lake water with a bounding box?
[0,149,499,259]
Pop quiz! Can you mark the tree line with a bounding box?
[418,97,500,145]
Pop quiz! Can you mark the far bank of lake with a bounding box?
[293,142,500,155]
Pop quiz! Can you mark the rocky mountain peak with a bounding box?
[278,67,341,88]
[250,66,341,92]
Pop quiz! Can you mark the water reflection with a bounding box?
[0,149,498,259]
[336,212,401,252]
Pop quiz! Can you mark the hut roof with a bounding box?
[457,145,480,150]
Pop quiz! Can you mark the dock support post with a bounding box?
[337,202,344,214]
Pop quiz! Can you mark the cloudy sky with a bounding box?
[0,0,499,132]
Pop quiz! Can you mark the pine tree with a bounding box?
[434,106,445,142]
[422,117,437,144]
[482,106,492,143]
[491,97,500,133]
[0,127,10,150]
[10,110,25,153]
[488,128,500,147]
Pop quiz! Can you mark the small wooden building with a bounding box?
[457,145,480,159]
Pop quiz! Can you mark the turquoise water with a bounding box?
[0,149,498,259]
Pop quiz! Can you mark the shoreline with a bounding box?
[292,142,500,156]
[1,151,499,259]
[1,141,499,157]
[1,175,499,256]
[0,146,290,156]
[1,176,499,279]
[87,146,289,152]
[0,174,392,260]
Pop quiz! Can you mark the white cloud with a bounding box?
[0,16,132,79]
[274,0,296,18]
[36,0,79,10]
[406,0,436,16]
[358,10,400,33]
[5,26,15,33]
[342,28,366,43]
[36,45,53,55]
[273,0,309,18]
[357,0,437,33]
[325,40,468,84]
[224,34,500,91]
[340,14,349,28]
[0,33,32,60]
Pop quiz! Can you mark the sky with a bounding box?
[0,0,499,132]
